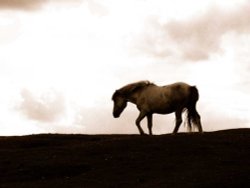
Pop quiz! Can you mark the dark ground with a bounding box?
[0,129,250,188]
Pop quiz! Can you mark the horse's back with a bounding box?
[137,82,192,114]
[142,82,192,99]
[162,82,192,96]
[163,82,191,89]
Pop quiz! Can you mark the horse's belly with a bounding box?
[148,97,184,114]
[153,107,175,114]
[148,101,176,114]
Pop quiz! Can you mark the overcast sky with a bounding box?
[0,0,249,135]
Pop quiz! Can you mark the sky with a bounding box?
[0,0,250,135]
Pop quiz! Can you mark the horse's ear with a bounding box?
[115,90,121,95]
[112,90,120,100]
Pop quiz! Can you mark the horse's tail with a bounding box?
[186,86,203,132]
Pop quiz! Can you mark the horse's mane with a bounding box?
[112,80,154,99]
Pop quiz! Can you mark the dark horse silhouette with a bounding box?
[112,81,203,135]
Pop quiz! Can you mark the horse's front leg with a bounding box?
[135,111,147,135]
[147,114,153,135]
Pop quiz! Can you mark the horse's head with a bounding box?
[112,90,127,118]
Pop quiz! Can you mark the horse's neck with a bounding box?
[122,82,153,103]
[125,89,143,104]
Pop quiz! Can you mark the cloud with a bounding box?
[0,0,46,10]
[0,0,82,10]
[87,0,109,16]
[136,3,250,61]
[17,89,65,122]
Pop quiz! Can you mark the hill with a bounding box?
[0,129,250,187]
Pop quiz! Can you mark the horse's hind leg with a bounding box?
[195,112,203,133]
[147,114,153,135]
[173,110,183,134]
[135,111,146,135]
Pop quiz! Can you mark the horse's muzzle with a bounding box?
[113,112,120,118]
[113,114,119,118]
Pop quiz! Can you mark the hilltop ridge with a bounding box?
[0,129,250,187]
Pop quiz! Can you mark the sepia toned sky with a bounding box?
[0,0,250,135]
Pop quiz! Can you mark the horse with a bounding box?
[112,81,203,135]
